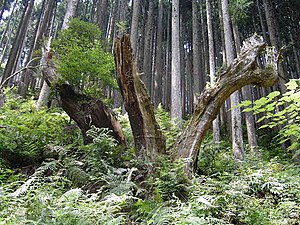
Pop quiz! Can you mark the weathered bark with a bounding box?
[58,84,126,145]
[175,35,278,176]
[114,35,166,161]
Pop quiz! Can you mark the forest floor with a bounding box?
[0,91,299,225]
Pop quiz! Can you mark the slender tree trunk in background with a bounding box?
[165,7,171,111]
[1,0,34,87]
[20,0,55,98]
[290,34,300,77]
[232,20,258,150]
[192,0,201,99]
[175,35,278,176]
[130,0,140,57]
[218,0,229,133]
[171,0,182,123]
[256,0,267,42]
[62,0,79,30]
[262,0,287,92]
[114,35,166,161]
[37,0,77,110]
[199,1,208,89]
[96,0,108,33]
[179,15,186,115]
[154,0,164,107]
[0,1,16,54]
[0,11,20,65]
[106,0,118,47]
[142,0,154,95]
[206,0,220,144]
[221,0,244,160]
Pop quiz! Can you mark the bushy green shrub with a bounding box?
[0,91,81,167]
[155,104,181,148]
[53,18,116,98]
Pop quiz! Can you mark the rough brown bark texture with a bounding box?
[174,35,278,176]
[114,35,166,161]
[58,84,126,145]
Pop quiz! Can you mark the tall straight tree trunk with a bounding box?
[171,0,182,123]
[154,0,164,107]
[96,0,108,33]
[192,0,201,98]
[20,0,55,98]
[221,0,244,160]
[206,0,220,143]
[256,0,267,42]
[1,0,34,86]
[37,0,77,110]
[199,1,208,89]
[62,0,79,30]
[164,6,171,111]
[114,35,165,162]
[142,0,154,95]
[262,0,286,92]
[232,20,258,149]
[130,0,140,57]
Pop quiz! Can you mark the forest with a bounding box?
[0,0,299,224]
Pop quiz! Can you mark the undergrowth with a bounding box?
[0,91,299,224]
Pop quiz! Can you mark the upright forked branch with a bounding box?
[114,35,166,162]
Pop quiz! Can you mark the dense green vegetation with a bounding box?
[0,89,299,225]
[53,19,116,98]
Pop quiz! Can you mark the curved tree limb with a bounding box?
[174,35,279,176]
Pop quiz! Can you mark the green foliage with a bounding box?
[197,136,237,176]
[229,0,253,23]
[0,90,81,167]
[150,157,190,202]
[155,104,181,148]
[53,18,116,98]
[240,79,300,157]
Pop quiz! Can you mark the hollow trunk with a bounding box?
[114,35,166,162]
